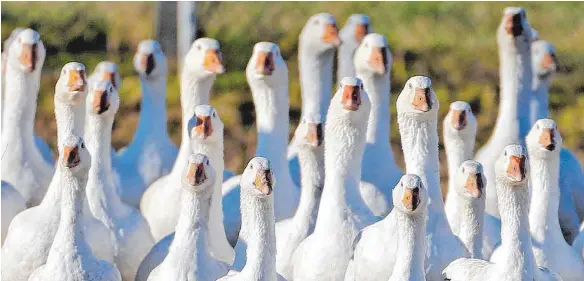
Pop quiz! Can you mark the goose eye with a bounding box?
[504,151,508,156]
[364,43,369,48]
[197,45,202,51]
[206,159,210,165]
[250,164,253,169]
[212,112,216,118]
[536,124,540,130]
[462,167,465,173]
[81,142,85,149]
[408,83,412,89]
[313,19,320,25]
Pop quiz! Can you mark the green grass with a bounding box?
[2,2,584,174]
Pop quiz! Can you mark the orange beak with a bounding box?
[412,87,432,112]
[341,85,362,111]
[368,47,388,74]
[304,123,323,147]
[19,43,37,72]
[402,187,421,211]
[92,90,110,114]
[203,49,225,74]
[255,51,275,76]
[323,23,341,46]
[506,155,527,182]
[139,53,156,75]
[187,162,207,186]
[254,169,273,195]
[68,70,86,92]
[102,71,117,89]
[193,115,213,140]
[465,173,484,198]
[62,145,80,168]
[354,23,369,43]
[538,128,556,151]
[504,13,524,37]
[451,110,467,130]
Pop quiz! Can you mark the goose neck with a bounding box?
[359,73,392,148]
[172,188,211,255]
[398,114,443,211]
[134,76,169,137]
[444,133,474,202]
[55,100,86,148]
[299,49,334,119]
[390,211,427,281]
[457,197,485,259]
[292,146,325,232]
[337,40,358,85]
[530,77,550,125]
[2,67,38,142]
[528,153,563,242]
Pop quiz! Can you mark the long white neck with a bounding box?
[457,196,485,259]
[390,211,427,281]
[530,74,551,126]
[528,151,563,243]
[497,180,537,280]
[240,190,277,280]
[337,38,359,85]
[491,42,532,144]
[46,167,92,263]
[359,73,393,155]
[292,145,325,233]
[133,76,169,140]
[298,48,334,119]
[398,113,443,212]
[444,130,475,207]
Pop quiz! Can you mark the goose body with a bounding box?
[443,144,561,281]
[223,42,300,244]
[28,136,121,281]
[140,38,225,242]
[338,14,370,85]
[1,181,26,245]
[288,13,341,186]
[1,28,54,207]
[293,77,378,281]
[474,7,534,257]
[114,40,178,208]
[354,33,401,216]
[147,154,229,281]
[84,80,154,281]
[217,157,285,281]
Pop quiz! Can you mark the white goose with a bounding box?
[146,154,229,281]
[275,114,324,280]
[2,63,115,281]
[292,77,377,281]
[338,14,371,84]
[140,38,225,242]
[113,40,178,208]
[217,157,284,281]
[531,39,584,242]
[84,80,154,281]
[1,28,54,207]
[388,174,429,281]
[288,13,341,186]
[443,101,478,234]
[475,7,534,257]
[346,76,468,281]
[443,145,561,281]
[523,119,584,281]
[223,42,300,244]
[449,160,486,259]
[354,33,401,216]
[1,181,25,245]
[28,135,122,281]
[135,105,234,281]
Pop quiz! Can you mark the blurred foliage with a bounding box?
[2,2,584,178]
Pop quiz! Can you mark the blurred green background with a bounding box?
[2,2,584,179]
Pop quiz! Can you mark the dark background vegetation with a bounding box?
[2,2,584,185]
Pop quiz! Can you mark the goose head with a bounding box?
[86,80,119,117]
[188,104,224,143]
[329,77,371,122]
[92,61,121,90]
[240,157,275,197]
[7,28,46,73]
[340,14,371,46]
[55,62,88,106]
[134,39,167,79]
[297,114,324,148]
[497,7,532,50]
[354,33,391,76]
[397,76,438,118]
[183,37,225,78]
[182,153,216,194]
[455,160,486,199]
[246,42,287,83]
[532,40,559,79]
[392,174,428,214]
[300,13,341,52]
[496,144,529,186]
[444,101,477,136]
[60,135,91,174]
[526,118,562,159]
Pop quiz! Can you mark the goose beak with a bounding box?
[412,87,432,112]
[62,145,81,168]
[68,69,86,92]
[451,110,467,130]
[102,71,117,89]
[187,161,207,186]
[92,89,110,114]
[193,115,213,140]
[368,47,388,75]
[402,186,421,211]
[504,13,524,37]
[254,169,273,195]
[305,123,323,147]
[255,51,275,76]
[139,53,156,75]
[541,53,559,72]
[354,23,369,43]
[204,49,225,74]
[506,155,527,182]
[539,128,556,151]
[465,172,484,198]
[341,85,362,111]
[19,43,37,72]
[323,23,342,46]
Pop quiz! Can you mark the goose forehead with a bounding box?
[98,61,118,73]
[504,6,525,15]
[348,14,370,25]
[340,76,362,86]
[302,113,323,124]
[450,101,470,111]
[91,80,114,91]
[363,33,387,47]
[408,75,432,88]
[17,29,41,44]
[532,40,555,53]
[461,160,483,173]
[63,62,85,71]
[248,157,271,170]
[63,135,82,147]
[253,42,279,53]
[400,174,422,187]
[194,105,215,116]
[193,37,220,50]
[138,40,160,53]
[504,144,527,157]
[189,153,209,164]
[312,13,336,24]
[534,118,556,129]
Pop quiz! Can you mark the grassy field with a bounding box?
[2,2,584,181]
